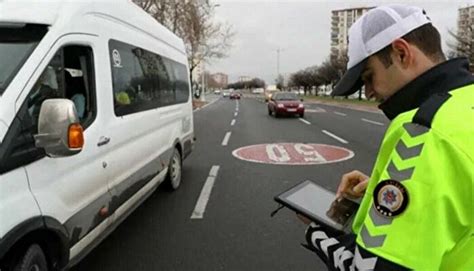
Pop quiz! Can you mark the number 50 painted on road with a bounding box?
[233,143,354,165]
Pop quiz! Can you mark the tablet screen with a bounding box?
[275,180,359,232]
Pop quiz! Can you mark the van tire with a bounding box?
[13,244,48,271]
[166,148,182,190]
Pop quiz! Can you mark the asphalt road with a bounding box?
[73,95,389,271]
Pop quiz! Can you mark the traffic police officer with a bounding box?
[301,5,474,270]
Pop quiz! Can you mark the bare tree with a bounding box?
[228,77,265,89]
[275,74,285,90]
[133,0,156,13]
[133,0,234,84]
[448,28,474,72]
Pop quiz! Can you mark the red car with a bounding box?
[268,92,304,118]
[230,91,241,99]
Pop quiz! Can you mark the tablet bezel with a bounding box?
[274,180,352,232]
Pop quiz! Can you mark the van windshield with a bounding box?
[0,24,48,95]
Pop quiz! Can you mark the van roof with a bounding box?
[0,0,185,53]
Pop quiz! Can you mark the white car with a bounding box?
[0,1,194,270]
[214,89,221,95]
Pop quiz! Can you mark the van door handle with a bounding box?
[97,136,110,147]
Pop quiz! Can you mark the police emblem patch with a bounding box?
[373,180,408,217]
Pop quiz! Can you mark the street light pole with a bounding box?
[277,47,280,77]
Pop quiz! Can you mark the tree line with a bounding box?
[287,53,348,97]
[288,24,473,98]
[227,78,266,90]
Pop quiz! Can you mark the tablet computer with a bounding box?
[274,180,359,232]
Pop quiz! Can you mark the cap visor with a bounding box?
[331,59,367,96]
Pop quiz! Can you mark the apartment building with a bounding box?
[211,73,229,87]
[330,7,373,59]
[456,5,474,69]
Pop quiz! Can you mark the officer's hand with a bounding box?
[336,170,369,199]
[296,213,312,225]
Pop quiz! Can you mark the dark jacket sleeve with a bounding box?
[304,223,410,271]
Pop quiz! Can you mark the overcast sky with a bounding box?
[207,0,474,85]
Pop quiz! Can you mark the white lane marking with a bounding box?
[305,107,326,113]
[334,111,347,116]
[322,130,348,144]
[299,118,311,125]
[234,112,238,117]
[193,98,219,112]
[191,165,220,219]
[231,119,236,126]
[222,132,231,146]
[209,165,220,177]
[362,118,384,126]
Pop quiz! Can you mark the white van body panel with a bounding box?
[0,168,41,238]
[23,34,111,236]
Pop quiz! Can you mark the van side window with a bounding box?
[0,45,96,173]
[109,39,190,116]
[27,46,96,128]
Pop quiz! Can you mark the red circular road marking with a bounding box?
[232,143,354,165]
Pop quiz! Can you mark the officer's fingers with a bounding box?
[337,171,368,197]
[350,170,369,182]
[353,179,369,196]
[337,171,360,197]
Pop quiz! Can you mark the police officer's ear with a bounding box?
[390,38,413,69]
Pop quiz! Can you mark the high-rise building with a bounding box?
[239,76,252,83]
[456,5,474,71]
[330,7,373,59]
[211,73,229,87]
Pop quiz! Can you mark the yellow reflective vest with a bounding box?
[352,83,474,270]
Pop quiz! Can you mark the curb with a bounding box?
[193,97,219,112]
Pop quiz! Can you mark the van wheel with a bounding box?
[166,148,182,190]
[13,244,48,271]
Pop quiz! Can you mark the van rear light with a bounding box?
[68,123,84,149]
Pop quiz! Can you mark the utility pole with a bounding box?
[276,48,281,77]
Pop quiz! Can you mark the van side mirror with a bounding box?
[34,99,84,157]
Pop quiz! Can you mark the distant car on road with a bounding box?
[214,89,221,95]
[222,90,230,97]
[268,92,304,118]
[230,91,241,100]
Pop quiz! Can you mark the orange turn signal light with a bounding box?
[68,123,84,149]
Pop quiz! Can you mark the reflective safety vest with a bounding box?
[352,83,474,270]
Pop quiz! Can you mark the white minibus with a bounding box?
[0,1,194,270]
